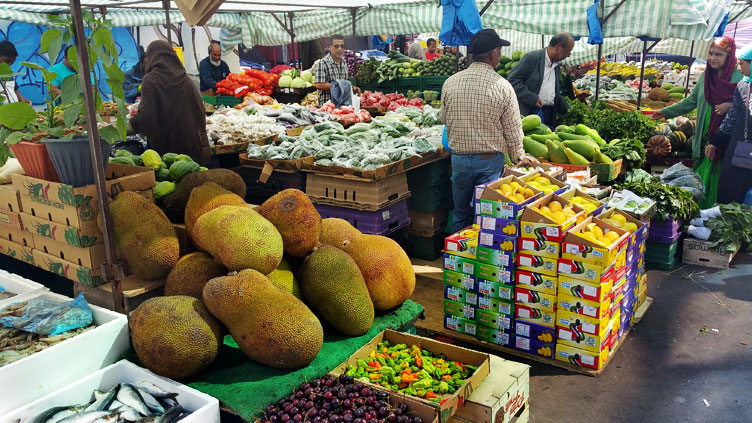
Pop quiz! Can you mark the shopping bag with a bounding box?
[695,157,720,209]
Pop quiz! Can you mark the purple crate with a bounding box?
[649,218,683,238]
[314,200,410,235]
[514,335,556,359]
[648,231,683,244]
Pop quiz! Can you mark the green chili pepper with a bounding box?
[386,358,396,367]
[377,356,387,366]
[438,382,449,393]
[357,359,369,368]
[403,387,417,396]
[422,361,436,373]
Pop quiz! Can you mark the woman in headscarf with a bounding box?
[129,40,211,165]
[653,37,742,207]
[709,44,752,204]
[407,42,426,61]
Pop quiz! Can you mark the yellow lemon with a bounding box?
[603,231,620,244]
[510,181,520,193]
[553,211,567,223]
[549,200,562,212]
[612,213,627,225]
[534,176,549,184]
[523,187,535,199]
[623,222,638,233]
[500,184,512,196]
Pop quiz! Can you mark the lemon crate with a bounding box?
[395,77,424,96]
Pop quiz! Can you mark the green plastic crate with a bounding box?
[407,233,445,260]
[217,95,242,107]
[645,239,680,263]
[423,75,450,97]
[395,77,424,96]
[406,158,450,187]
[201,95,218,105]
[409,185,452,213]
[646,257,677,271]
[374,79,397,93]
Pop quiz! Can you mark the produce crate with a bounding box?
[217,95,242,107]
[373,79,397,93]
[409,184,452,212]
[306,172,409,211]
[645,239,681,264]
[406,157,450,186]
[395,77,424,96]
[201,95,218,105]
[314,200,410,235]
[407,232,445,260]
[236,167,307,203]
[648,217,683,242]
[682,237,738,269]
[423,76,450,97]
[646,256,677,271]
[408,209,449,236]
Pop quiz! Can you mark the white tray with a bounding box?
[0,359,220,423]
[0,268,48,309]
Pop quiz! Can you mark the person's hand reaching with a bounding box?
[535,98,543,109]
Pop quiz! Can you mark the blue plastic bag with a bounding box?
[0,293,93,335]
[715,13,729,37]
[439,0,483,47]
[587,0,604,45]
[442,126,452,152]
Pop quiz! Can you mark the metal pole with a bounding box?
[684,40,695,96]
[163,0,171,44]
[350,8,357,38]
[637,40,647,108]
[541,34,545,49]
[68,0,124,314]
[594,0,606,101]
[288,12,296,65]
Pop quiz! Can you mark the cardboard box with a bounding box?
[33,249,104,287]
[0,183,20,212]
[556,308,620,337]
[475,263,514,284]
[444,285,478,307]
[558,292,613,320]
[478,215,520,236]
[477,176,541,220]
[561,216,629,268]
[557,255,622,284]
[444,227,479,260]
[555,341,611,370]
[515,304,556,328]
[477,280,514,301]
[33,234,106,270]
[445,314,477,336]
[445,299,477,320]
[597,208,648,251]
[475,325,513,346]
[0,208,22,230]
[409,209,449,235]
[514,335,555,359]
[331,330,491,423]
[0,224,34,248]
[476,246,515,268]
[477,296,515,317]
[443,269,477,292]
[476,308,513,330]
[519,193,585,242]
[0,238,34,265]
[517,237,560,259]
[20,212,102,247]
[0,268,48,310]
[557,317,617,353]
[558,187,605,217]
[1,359,220,423]
[682,237,738,269]
[518,171,568,196]
[516,253,557,277]
[305,172,410,211]
[557,274,613,303]
[478,231,517,254]
[0,292,129,415]
[515,287,556,312]
[515,320,556,343]
[515,270,557,295]
[306,150,445,181]
[452,355,529,423]
[444,253,478,276]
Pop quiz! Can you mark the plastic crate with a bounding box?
[408,185,452,213]
[201,95,218,105]
[423,76,450,96]
[649,218,683,240]
[645,239,681,263]
[217,95,242,107]
[314,200,410,235]
[407,233,445,260]
[374,79,397,94]
[406,158,450,187]
[395,77,424,96]
[236,167,307,203]
[646,256,677,271]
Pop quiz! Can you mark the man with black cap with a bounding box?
[441,29,534,233]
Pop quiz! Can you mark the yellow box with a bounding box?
[555,342,611,370]
[515,270,557,295]
[515,304,556,328]
[516,253,557,277]
[557,274,613,303]
[558,293,612,320]
[444,226,479,260]
[556,315,617,353]
[517,237,560,259]
[557,252,624,284]
[520,193,586,242]
[561,216,629,267]
[515,287,556,312]
[556,308,620,336]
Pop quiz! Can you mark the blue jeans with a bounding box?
[450,153,505,233]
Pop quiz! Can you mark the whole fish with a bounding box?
[34,405,87,423]
[116,384,150,416]
[109,405,140,422]
[134,405,183,423]
[57,411,115,423]
[128,385,165,415]
[84,387,117,412]
[132,382,177,399]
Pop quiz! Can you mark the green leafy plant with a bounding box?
[615,176,699,223]
[705,203,752,254]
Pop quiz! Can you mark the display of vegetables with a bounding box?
[313,103,372,123]
[704,203,752,254]
[250,104,335,129]
[344,341,477,402]
[343,49,364,77]
[574,75,639,101]
[375,51,424,82]
[360,91,424,112]
[616,171,699,223]
[278,68,314,89]
[270,64,293,74]
[355,58,381,84]
[215,70,279,97]
[206,108,286,145]
[494,51,524,78]
[420,52,465,76]
[386,106,440,127]
[110,149,206,201]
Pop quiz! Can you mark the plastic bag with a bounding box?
[587,0,604,45]
[694,157,720,209]
[0,293,93,336]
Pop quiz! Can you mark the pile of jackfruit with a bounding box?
[106,172,415,379]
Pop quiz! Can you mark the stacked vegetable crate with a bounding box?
[236,167,307,205]
[405,158,451,260]
[645,218,682,270]
[305,173,411,235]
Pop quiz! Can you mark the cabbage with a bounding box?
[291,77,307,89]
[281,69,295,77]
[278,75,293,88]
[301,70,313,83]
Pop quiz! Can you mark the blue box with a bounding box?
[478,215,521,236]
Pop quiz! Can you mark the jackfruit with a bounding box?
[162,169,246,222]
[184,182,248,237]
[257,189,321,257]
[320,218,361,248]
[299,246,374,336]
[203,269,323,368]
[342,234,415,311]
[129,296,223,379]
[165,252,227,300]
[192,205,283,274]
[106,191,179,279]
[267,257,302,300]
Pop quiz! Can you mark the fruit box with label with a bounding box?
[477,296,515,318]
[444,270,477,292]
[33,234,106,270]
[478,231,517,254]
[451,355,529,423]
[444,226,479,260]
[561,216,629,267]
[0,238,35,265]
[443,254,478,277]
[516,253,558,277]
[478,215,520,236]
[557,274,613,303]
[515,320,556,343]
[332,330,491,423]
[515,304,556,328]
[596,208,648,251]
[558,188,605,217]
[476,246,515,268]
[557,292,616,328]
[517,237,560,260]
[0,224,34,249]
[518,171,568,196]
[514,334,555,359]
[520,193,585,242]
[477,176,541,220]
[555,337,613,370]
[445,299,477,321]
[444,285,479,307]
[515,270,556,295]
[32,249,104,287]
[0,183,20,213]
[445,314,477,336]
[475,263,514,285]
[20,213,103,248]
[557,255,622,284]
[514,287,556,312]
[477,280,513,302]
[556,307,620,337]
[476,308,513,331]
[475,325,513,346]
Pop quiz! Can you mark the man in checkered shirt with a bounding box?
[315,34,360,106]
[441,29,536,233]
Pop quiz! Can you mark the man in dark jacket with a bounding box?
[123,46,145,103]
[199,40,230,93]
[508,33,574,125]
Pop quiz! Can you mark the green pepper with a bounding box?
[417,390,426,398]
[399,353,411,361]
[403,387,417,396]
[412,378,433,391]
[357,359,369,368]
[377,356,387,366]
[422,361,436,373]
[346,368,357,377]
[427,397,441,403]
[386,358,396,368]
[379,367,396,382]
[438,382,449,393]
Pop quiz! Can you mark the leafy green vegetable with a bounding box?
[615,177,699,223]
[705,203,752,254]
[601,138,646,171]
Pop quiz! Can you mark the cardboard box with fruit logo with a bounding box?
[515,270,557,295]
[520,193,585,242]
[556,307,620,337]
[515,287,556,312]
[557,254,625,284]
[477,296,515,317]
[475,247,515,268]
[477,176,541,220]
[443,253,478,277]
[517,237,560,260]
[558,188,605,217]
[444,299,476,321]
[476,308,513,331]
[519,171,568,196]
[477,280,513,302]
[516,253,558,277]
[475,263,514,285]
[444,285,478,307]
[443,270,477,292]
[561,216,630,267]
[514,333,556,359]
[515,320,556,345]
[557,274,614,303]
[555,337,614,370]
[515,304,556,328]
[444,314,477,336]
[478,215,520,236]
[596,208,647,251]
[475,325,513,347]
[558,293,613,320]
[444,226,479,260]
[478,231,517,254]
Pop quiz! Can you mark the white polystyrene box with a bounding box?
[0,269,48,309]
[0,292,129,415]
[0,360,220,423]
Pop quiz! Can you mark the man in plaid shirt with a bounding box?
[315,34,360,106]
[441,29,535,233]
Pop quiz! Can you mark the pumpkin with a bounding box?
[679,120,696,138]
[647,135,672,157]
[652,123,672,136]
[667,131,688,152]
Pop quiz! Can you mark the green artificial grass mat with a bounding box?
[127,299,424,421]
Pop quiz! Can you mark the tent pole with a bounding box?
[163,0,171,44]
[68,0,125,314]
[594,0,606,101]
[684,40,695,96]
[288,12,296,65]
[350,8,357,38]
[636,39,647,108]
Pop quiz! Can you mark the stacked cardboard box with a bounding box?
[0,184,34,265]
[405,158,451,260]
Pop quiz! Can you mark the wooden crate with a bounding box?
[682,237,738,269]
[74,274,165,314]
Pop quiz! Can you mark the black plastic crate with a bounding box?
[236,167,307,202]
[407,233,445,260]
[406,158,450,187]
[408,185,452,213]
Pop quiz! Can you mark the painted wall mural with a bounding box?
[1,20,139,106]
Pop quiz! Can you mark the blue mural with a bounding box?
[1,20,139,106]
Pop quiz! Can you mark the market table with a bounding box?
[125,299,424,421]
